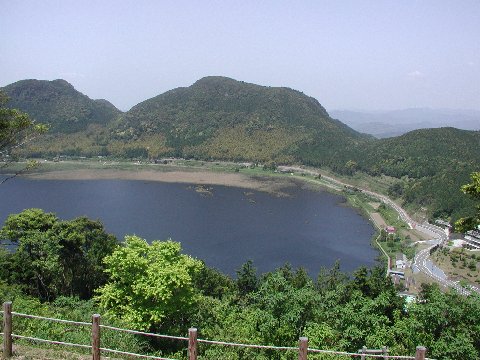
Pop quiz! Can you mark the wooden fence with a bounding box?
[1,301,431,360]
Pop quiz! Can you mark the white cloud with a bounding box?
[407,70,425,79]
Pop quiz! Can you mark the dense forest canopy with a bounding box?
[1,210,480,359]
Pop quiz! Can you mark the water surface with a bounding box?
[0,178,377,275]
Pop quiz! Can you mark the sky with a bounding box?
[2,0,479,112]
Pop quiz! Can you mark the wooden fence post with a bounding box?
[92,314,101,360]
[188,328,197,360]
[382,346,388,360]
[415,346,426,360]
[360,346,367,360]
[298,336,308,360]
[3,301,13,358]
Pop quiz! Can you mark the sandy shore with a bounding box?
[25,168,293,194]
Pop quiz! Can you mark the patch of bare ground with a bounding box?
[24,169,294,196]
[370,212,387,228]
[369,202,381,210]
[399,228,429,242]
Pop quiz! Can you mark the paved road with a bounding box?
[278,165,479,295]
[413,241,471,295]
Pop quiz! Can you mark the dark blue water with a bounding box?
[0,178,377,275]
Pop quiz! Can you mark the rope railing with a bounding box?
[100,324,189,341]
[100,347,177,360]
[12,311,91,326]
[306,347,431,359]
[197,338,298,351]
[11,334,92,350]
[1,301,433,360]
[194,338,434,360]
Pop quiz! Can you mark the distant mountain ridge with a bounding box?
[331,109,480,138]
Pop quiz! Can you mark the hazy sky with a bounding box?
[2,0,479,111]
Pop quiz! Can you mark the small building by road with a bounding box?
[395,253,407,269]
[464,227,480,249]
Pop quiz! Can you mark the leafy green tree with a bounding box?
[96,235,203,331]
[1,209,61,299]
[316,260,348,293]
[0,209,117,300]
[262,161,277,171]
[397,284,480,360]
[455,172,480,232]
[387,182,404,198]
[250,270,320,346]
[52,216,118,298]
[345,160,358,173]
[235,260,258,298]
[0,90,47,183]
[192,262,235,299]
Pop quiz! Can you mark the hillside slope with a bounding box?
[356,128,480,219]
[112,76,370,164]
[1,79,122,133]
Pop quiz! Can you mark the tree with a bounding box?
[250,269,319,346]
[235,260,258,298]
[0,90,47,183]
[95,236,203,331]
[455,172,480,232]
[0,209,117,300]
[52,216,118,298]
[1,209,61,300]
[316,260,348,293]
[399,284,480,360]
[344,160,358,175]
[192,262,235,299]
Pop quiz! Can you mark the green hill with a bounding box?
[355,128,480,219]
[1,79,122,133]
[357,127,479,178]
[112,76,370,163]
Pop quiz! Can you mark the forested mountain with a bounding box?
[355,128,480,219]
[1,79,122,133]
[112,76,370,164]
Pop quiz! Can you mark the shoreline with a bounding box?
[8,162,392,274]
[22,167,296,195]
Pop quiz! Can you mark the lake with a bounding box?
[0,177,377,276]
